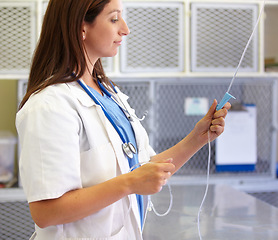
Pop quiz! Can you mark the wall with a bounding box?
[265,5,278,63]
[0,80,18,135]
[0,80,18,182]
[265,5,278,165]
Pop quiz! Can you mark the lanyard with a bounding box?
[77,79,137,159]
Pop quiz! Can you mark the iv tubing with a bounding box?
[147,182,173,217]
[197,3,265,237]
[129,162,173,218]
[197,132,211,240]
[227,0,266,93]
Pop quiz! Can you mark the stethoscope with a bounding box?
[77,78,139,159]
[78,78,173,225]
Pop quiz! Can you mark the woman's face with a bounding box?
[82,0,130,64]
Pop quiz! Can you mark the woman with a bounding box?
[16,0,230,239]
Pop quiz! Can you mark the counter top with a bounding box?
[143,184,278,240]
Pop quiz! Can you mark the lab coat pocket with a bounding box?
[62,225,130,240]
[94,225,130,240]
[80,142,117,187]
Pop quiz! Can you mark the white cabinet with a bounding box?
[0,0,277,77]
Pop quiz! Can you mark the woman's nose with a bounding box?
[120,19,130,36]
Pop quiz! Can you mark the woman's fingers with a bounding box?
[211,117,225,127]
[130,160,175,195]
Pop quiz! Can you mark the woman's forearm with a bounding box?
[151,128,204,173]
[29,159,175,229]
[29,173,132,228]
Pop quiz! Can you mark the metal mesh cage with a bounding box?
[0,2,36,75]
[0,201,34,239]
[153,78,275,177]
[17,75,277,179]
[191,3,258,72]
[121,2,184,72]
[113,77,277,179]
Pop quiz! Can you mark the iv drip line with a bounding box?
[216,0,266,111]
[197,132,211,240]
[227,0,266,93]
[129,162,173,218]
[197,1,266,239]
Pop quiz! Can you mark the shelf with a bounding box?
[0,187,26,202]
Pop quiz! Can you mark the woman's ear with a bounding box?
[82,29,86,40]
[81,22,86,40]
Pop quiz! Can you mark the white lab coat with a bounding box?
[16,80,156,240]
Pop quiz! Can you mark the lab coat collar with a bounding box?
[66,80,97,107]
[66,80,130,108]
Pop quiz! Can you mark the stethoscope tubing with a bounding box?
[77,79,137,158]
[77,79,126,143]
[98,80,133,120]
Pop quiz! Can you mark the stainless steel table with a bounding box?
[143,184,278,240]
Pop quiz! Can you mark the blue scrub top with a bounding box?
[87,85,144,228]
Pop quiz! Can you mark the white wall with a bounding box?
[265,5,278,62]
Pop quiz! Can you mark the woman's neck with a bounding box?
[81,70,103,95]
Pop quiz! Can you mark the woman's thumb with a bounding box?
[206,99,217,117]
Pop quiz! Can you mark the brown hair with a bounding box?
[19,0,111,109]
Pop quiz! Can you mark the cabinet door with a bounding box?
[191,3,259,72]
[121,2,184,73]
[0,2,36,75]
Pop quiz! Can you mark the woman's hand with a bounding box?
[126,158,175,195]
[149,99,231,175]
[193,99,231,145]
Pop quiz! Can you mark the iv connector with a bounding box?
[216,92,236,111]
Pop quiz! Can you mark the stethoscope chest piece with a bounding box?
[122,142,137,159]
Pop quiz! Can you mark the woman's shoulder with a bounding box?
[18,82,79,116]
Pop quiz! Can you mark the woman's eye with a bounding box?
[111,18,119,23]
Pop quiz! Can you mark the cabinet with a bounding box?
[0,0,277,78]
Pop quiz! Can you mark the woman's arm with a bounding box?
[29,158,175,228]
[30,100,229,229]
[151,100,231,173]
